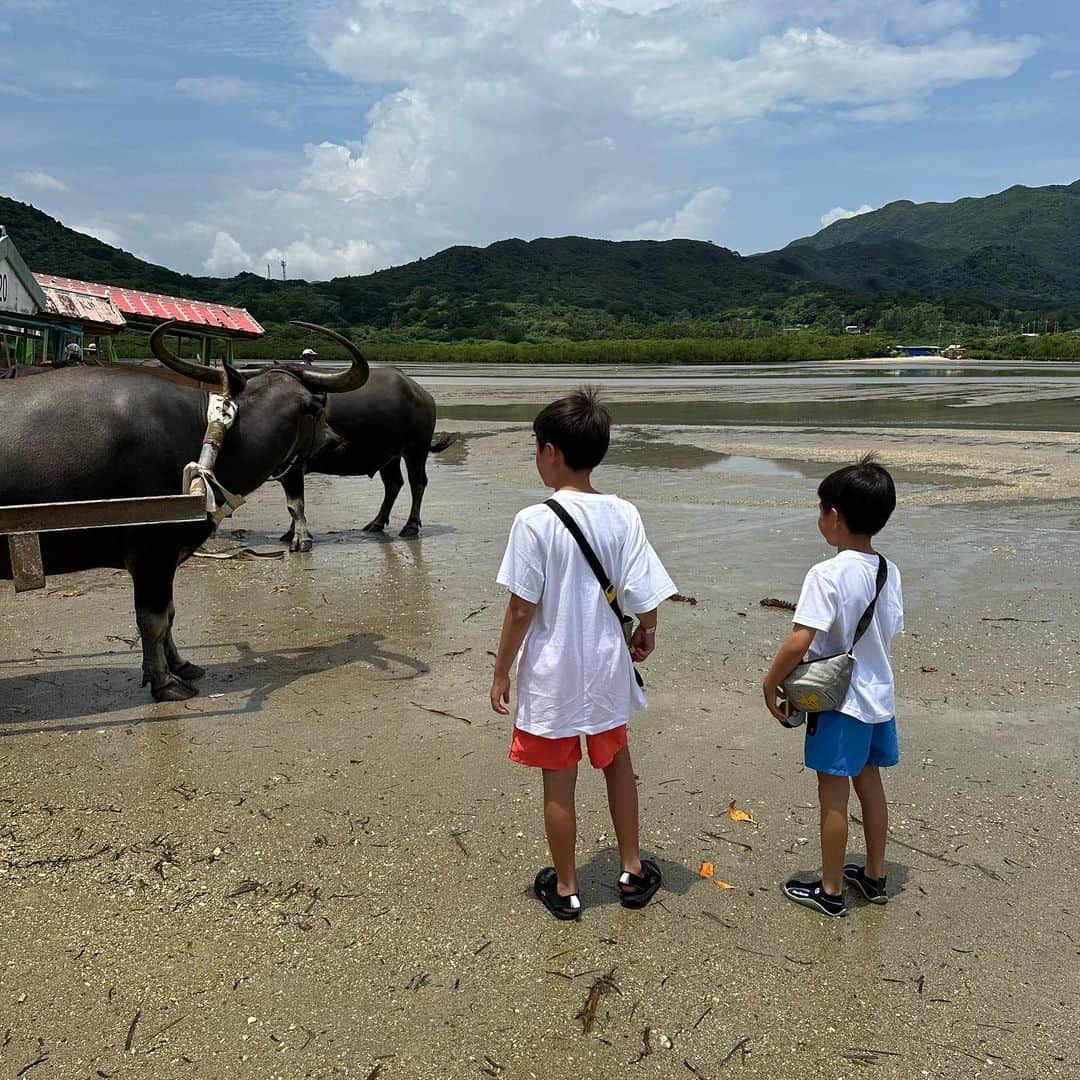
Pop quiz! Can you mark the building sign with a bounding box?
[0,231,46,317]
[0,255,41,315]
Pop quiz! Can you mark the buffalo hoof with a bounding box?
[290,537,313,553]
[172,661,206,681]
[151,677,199,703]
[400,523,421,538]
[362,520,386,533]
[279,529,295,544]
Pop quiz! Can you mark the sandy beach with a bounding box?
[2,367,1078,1079]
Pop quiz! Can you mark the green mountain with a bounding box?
[790,180,1080,261]
[0,194,861,335]
[1,186,1069,351]
[756,180,1080,314]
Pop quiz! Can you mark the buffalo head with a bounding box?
[150,321,370,493]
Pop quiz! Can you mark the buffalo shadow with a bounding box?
[0,631,429,735]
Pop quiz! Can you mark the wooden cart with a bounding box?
[1,493,207,592]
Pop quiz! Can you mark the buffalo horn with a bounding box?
[289,321,370,393]
[149,322,228,388]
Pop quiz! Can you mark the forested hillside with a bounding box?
[3,181,1076,354]
[763,181,1080,317]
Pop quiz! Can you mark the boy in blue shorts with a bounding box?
[763,457,903,917]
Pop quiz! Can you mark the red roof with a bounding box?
[33,274,264,338]
[39,284,127,329]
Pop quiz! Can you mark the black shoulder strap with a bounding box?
[851,555,888,651]
[545,498,643,688]
[544,498,624,619]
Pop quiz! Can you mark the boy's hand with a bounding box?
[490,674,511,715]
[762,681,792,725]
[630,624,655,662]
[763,625,815,725]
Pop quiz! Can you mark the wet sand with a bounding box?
[2,378,1079,1078]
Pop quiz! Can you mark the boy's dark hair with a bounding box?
[533,386,611,470]
[818,454,896,536]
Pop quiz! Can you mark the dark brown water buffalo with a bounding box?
[277,366,452,550]
[0,364,51,378]
[0,321,368,702]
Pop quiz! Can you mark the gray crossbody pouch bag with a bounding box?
[780,555,887,716]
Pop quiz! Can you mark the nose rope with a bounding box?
[183,391,245,526]
[183,375,327,520]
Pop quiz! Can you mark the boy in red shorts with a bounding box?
[489,388,677,920]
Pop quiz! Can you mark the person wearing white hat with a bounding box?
[300,347,318,367]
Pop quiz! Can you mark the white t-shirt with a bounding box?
[496,491,677,737]
[793,549,904,724]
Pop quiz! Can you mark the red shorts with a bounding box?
[509,724,628,771]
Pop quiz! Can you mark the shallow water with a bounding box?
[602,437,996,489]
[440,394,1080,432]
[397,358,1080,384]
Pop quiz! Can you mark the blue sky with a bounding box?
[2,0,1078,280]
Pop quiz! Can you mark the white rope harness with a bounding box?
[184,392,244,526]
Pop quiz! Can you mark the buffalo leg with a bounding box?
[279,465,313,552]
[400,447,430,537]
[363,459,404,533]
[164,603,205,681]
[133,560,197,702]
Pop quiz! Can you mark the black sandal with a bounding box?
[618,859,662,908]
[533,867,581,921]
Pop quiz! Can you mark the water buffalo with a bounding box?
[0,364,51,378]
[0,321,368,702]
[277,366,452,550]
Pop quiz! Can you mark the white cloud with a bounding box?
[843,100,926,123]
[203,230,253,275]
[176,76,259,105]
[144,1,1040,277]
[301,89,437,200]
[72,221,126,247]
[820,203,875,228]
[619,185,731,240]
[17,169,67,192]
[263,237,383,279]
[1050,68,1080,80]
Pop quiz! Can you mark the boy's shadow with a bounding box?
[574,848,698,907]
[785,858,913,902]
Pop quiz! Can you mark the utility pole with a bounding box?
[280,258,287,283]
[266,263,271,281]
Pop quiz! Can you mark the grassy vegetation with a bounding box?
[967,332,1080,361]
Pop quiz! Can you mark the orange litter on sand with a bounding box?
[727,799,756,824]
[698,860,735,890]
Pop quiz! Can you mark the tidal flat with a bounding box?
[1,362,1077,1078]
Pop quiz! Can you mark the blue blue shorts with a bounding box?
[804,711,899,777]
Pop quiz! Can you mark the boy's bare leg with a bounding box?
[852,764,888,879]
[603,747,643,878]
[542,764,579,896]
[817,772,850,895]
